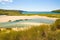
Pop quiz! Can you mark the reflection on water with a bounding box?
[0,18,56,28]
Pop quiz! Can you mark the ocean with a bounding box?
[22,12,60,14]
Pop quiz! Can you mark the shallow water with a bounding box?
[0,18,56,28]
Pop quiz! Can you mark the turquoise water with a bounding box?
[22,12,60,14]
[0,18,56,28]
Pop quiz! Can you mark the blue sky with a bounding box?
[0,0,60,11]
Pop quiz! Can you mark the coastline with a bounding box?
[0,15,58,22]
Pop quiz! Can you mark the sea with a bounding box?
[22,11,60,14]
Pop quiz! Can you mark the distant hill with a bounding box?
[0,9,22,16]
[52,9,60,13]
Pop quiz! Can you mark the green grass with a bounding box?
[21,14,60,18]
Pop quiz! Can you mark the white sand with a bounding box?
[0,16,58,22]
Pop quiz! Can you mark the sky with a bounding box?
[0,0,60,11]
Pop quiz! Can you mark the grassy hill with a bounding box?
[52,9,60,13]
[0,9,22,16]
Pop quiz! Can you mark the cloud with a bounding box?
[0,0,13,3]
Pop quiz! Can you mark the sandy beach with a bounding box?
[0,15,58,22]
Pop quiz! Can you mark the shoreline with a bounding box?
[0,15,58,22]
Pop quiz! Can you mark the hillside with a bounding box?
[52,9,60,13]
[0,9,22,16]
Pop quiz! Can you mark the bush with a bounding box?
[55,19,60,29]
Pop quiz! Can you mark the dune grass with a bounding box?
[0,24,60,40]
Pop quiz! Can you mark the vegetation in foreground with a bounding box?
[0,19,60,40]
